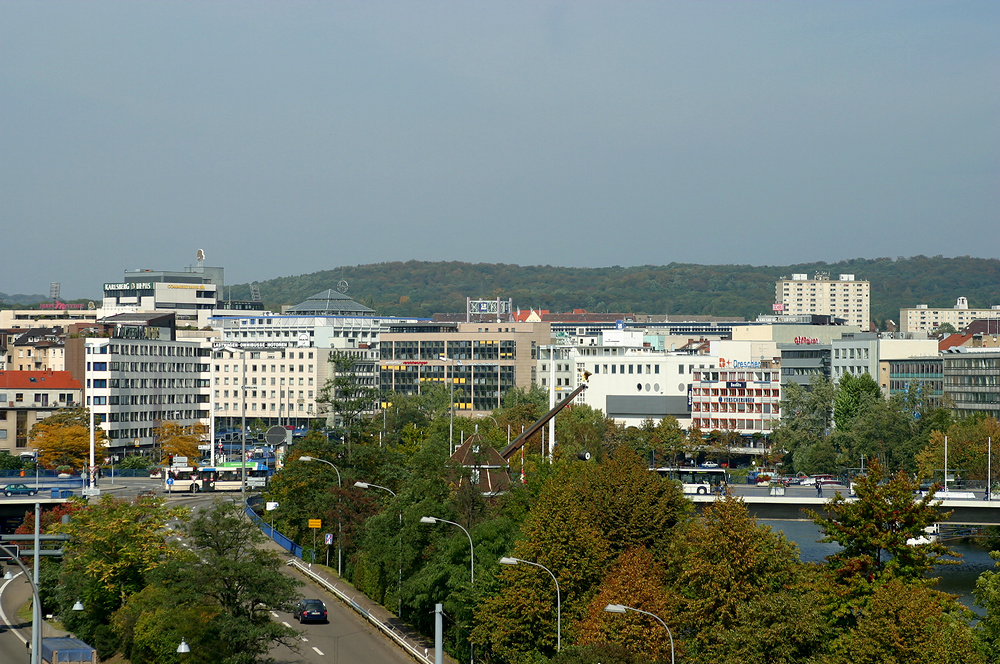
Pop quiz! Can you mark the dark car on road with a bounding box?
[295,599,328,623]
[3,483,38,497]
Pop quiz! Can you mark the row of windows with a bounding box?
[592,364,662,375]
[93,344,204,357]
[692,403,776,413]
[692,388,778,397]
[216,377,314,387]
[91,393,206,406]
[0,393,76,404]
[217,389,313,399]
[218,402,313,412]
[694,372,780,383]
[691,418,779,431]
[90,361,207,373]
[218,364,316,373]
[834,347,870,359]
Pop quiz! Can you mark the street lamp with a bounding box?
[3,560,43,664]
[300,456,343,577]
[354,481,402,617]
[439,355,462,453]
[499,556,560,651]
[177,638,191,653]
[419,516,474,584]
[603,603,675,664]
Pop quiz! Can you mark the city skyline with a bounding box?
[3,2,998,299]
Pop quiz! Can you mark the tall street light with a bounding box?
[222,345,249,505]
[499,556,560,652]
[300,456,343,577]
[419,516,474,584]
[603,603,675,664]
[439,355,462,453]
[354,481,401,617]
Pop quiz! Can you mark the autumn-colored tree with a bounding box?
[915,415,1000,483]
[474,462,611,663]
[31,422,93,471]
[829,579,982,664]
[153,420,207,464]
[574,547,677,662]
[664,496,825,662]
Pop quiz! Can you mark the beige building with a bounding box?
[775,273,870,329]
[900,297,1000,336]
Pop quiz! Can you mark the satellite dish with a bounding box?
[337,280,349,294]
[196,249,205,262]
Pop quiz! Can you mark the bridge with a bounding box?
[692,493,1000,526]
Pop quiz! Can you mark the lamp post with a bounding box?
[603,603,675,664]
[439,355,462,453]
[223,345,248,505]
[499,556,560,651]
[2,553,43,664]
[420,516,474,584]
[354,482,401,617]
[300,456,343,576]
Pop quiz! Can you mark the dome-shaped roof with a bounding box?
[285,290,374,316]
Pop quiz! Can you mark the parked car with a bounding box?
[3,483,38,497]
[295,599,328,624]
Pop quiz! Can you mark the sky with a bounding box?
[2,2,998,300]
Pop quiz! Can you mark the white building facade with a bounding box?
[900,298,1000,335]
[775,273,871,329]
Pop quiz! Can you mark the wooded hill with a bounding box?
[228,256,1000,329]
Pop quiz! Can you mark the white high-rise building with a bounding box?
[775,273,870,329]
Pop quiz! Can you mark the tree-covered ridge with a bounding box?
[232,255,1000,327]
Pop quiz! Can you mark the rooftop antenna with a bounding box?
[250,282,261,302]
[50,282,61,303]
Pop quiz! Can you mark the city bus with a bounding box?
[195,462,271,492]
[163,466,199,493]
[652,466,728,495]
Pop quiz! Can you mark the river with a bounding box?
[761,520,996,614]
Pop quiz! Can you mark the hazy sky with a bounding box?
[3,2,997,299]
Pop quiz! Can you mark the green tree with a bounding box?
[772,377,835,475]
[56,495,188,659]
[317,351,383,455]
[807,463,958,627]
[833,372,882,431]
[915,416,1000,483]
[181,500,301,663]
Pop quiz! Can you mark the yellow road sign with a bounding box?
[308,519,322,529]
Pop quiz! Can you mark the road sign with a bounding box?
[166,478,175,485]
[325,533,333,545]
[308,519,322,529]
[82,488,100,497]
[265,426,287,445]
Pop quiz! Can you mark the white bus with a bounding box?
[652,467,728,495]
[194,462,270,492]
[163,467,199,493]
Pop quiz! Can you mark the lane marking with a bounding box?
[312,647,324,656]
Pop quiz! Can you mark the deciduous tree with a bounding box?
[153,420,206,464]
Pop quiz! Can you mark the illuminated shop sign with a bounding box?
[721,397,755,404]
[105,282,153,291]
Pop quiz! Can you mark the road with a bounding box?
[0,478,430,664]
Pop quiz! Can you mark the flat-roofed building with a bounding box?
[900,298,1000,336]
[775,273,870,329]
[0,370,83,454]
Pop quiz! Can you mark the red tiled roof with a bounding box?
[938,334,973,351]
[0,371,82,390]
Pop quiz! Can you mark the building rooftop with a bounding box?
[284,290,375,316]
